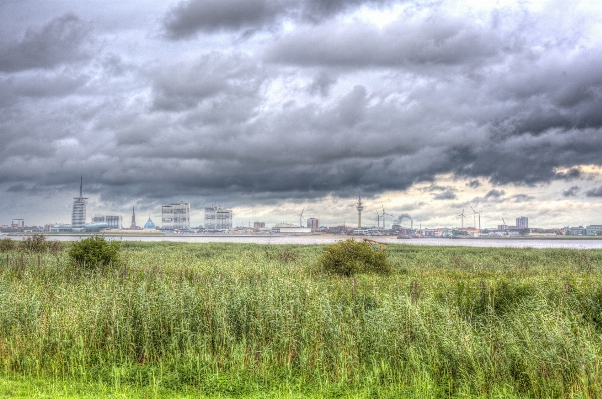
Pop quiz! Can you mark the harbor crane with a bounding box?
[299,208,306,227]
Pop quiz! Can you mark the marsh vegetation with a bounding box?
[1,240,602,397]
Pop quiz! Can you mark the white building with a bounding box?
[92,215,123,230]
[204,206,232,230]
[162,201,190,230]
[272,223,311,234]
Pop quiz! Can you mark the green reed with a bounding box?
[1,242,602,397]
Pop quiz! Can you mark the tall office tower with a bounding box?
[307,218,319,231]
[71,177,87,232]
[162,201,191,230]
[204,206,232,230]
[516,216,529,228]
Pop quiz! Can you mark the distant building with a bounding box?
[49,224,73,233]
[72,177,87,232]
[144,216,156,229]
[163,201,191,230]
[586,225,602,236]
[130,207,138,229]
[569,226,586,235]
[11,219,24,228]
[272,223,311,234]
[307,218,319,231]
[516,216,528,228]
[204,206,232,230]
[92,215,123,230]
[253,221,265,229]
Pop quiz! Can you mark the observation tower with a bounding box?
[356,193,364,229]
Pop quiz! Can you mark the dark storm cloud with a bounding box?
[563,186,580,197]
[308,71,337,97]
[485,189,505,199]
[554,168,581,181]
[163,0,281,39]
[162,0,396,39]
[585,187,602,198]
[0,14,93,72]
[433,190,457,200]
[467,180,481,188]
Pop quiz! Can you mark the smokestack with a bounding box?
[80,176,83,197]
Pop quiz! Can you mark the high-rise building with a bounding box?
[516,216,528,228]
[72,177,87,232]
[11,219,24,228]
[162,201,190,230]
[307,218,319,231]
[253,222,265,229]
[204,206,232,230]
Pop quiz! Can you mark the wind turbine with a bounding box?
[457,208,467,229]
[469,205,477,229]
[376,211,381,228]
[382,204,393,230]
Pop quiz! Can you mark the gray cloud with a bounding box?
[433,190,457,200]
[162,0,281,39]
[586,186,602,198]
[467,179,481,188]
[485,189,505,199]
[265,16,502,68]
[563,186,580,197]
[0,14,93,72]
[162,0,396,39]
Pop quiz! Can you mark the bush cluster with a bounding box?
[68,236,121,270]
[0,235,63,255]
[19,234,63,255]
[318,239,392,276]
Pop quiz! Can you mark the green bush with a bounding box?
[318,239,392,276]
[68,236,121,270]
[0,238,16,252]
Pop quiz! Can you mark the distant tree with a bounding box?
[519,228,530,236]
[0,238,16,253]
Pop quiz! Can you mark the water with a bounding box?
[16,234,602,249]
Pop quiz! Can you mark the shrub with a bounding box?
[0,238,16,253]
[318,239,392,276]
[68,236,121,270]
[17,234,63,255]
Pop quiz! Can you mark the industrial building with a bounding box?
[11,219,25,228]
[204,206,232,230]
[92,215,123,230]
[253,222,265,229]
[271,223,311,234]
[162,201,190,230]
[516,216,529,228]
[307,218,319,231]
[72,177,87,232]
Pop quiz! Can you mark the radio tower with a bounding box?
[356,192,364,229]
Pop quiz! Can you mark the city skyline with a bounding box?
[1,1,602,228]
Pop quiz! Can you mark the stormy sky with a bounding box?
[1,0,602,229]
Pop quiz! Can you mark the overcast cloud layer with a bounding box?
[1,0,602,228]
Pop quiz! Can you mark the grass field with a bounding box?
[1,241,602,398]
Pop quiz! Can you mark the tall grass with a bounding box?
[1,242,602,397]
